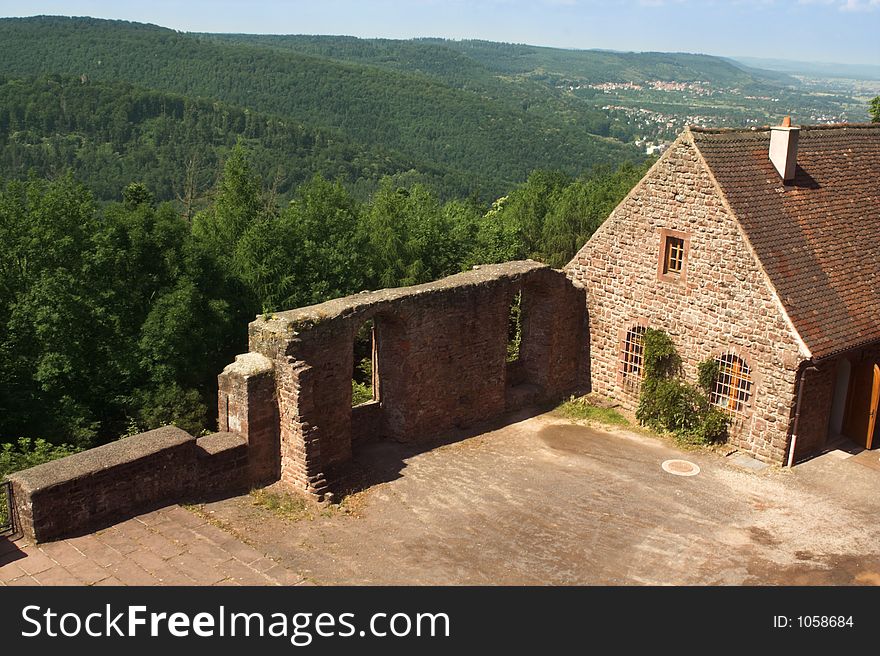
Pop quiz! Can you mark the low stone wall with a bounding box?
[351,401,383,443]
[8,427,249,543]
[195,431,249,497]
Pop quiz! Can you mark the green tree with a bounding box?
[541,162,645,267]
[122,181,154,209]
[0,176,104,445]
[360,177,457,288]
[284,175,364,304]
[0,172,239,446]
[495,169,571,260]
[870,96,880,123]
[192,144,265,270]
[135,277,233,434]
[465,196,525,267]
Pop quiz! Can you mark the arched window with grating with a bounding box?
[619,325,648,394]
[710,353,753,414]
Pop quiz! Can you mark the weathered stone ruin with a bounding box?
[9,261,588,541]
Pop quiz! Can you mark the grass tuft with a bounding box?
[556,396,630,426]
[250,488,314,522]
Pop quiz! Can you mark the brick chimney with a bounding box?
[769,115,799,182]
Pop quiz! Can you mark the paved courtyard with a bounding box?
[1,504,306,586]
[3,410,880,585]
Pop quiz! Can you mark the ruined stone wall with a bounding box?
[218,353,279,486]
[195,431,250,497]
[565,133,806,464]
[246,261,587,498]
[520,274,589,397]
[8,427,249,542]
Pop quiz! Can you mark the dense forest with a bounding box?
[212,34,796,88]
[0,75,461,204]
[0,145,648,451]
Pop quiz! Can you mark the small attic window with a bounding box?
[664,237,685,274]
[657,229,690,283]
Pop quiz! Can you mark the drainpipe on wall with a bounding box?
[787,361,819,468]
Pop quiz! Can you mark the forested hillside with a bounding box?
[427,39,798,86]
[0,16,643,200]
[217,34,796,88]
[0,16,670,459]
[0,75,458,204]
[196,33,622,135]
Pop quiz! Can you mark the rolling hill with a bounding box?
[0,16,819,202]
[0,16,644,200]
[0,74,464,203]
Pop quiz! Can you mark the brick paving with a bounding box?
[0,505,308,586]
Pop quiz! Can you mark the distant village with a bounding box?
[558,77,860,152]
[581,80,716,95]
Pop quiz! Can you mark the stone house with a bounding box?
[566,121,880,465]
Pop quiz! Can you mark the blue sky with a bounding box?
[1,0,877,65]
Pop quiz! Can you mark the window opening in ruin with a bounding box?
[507,291,522,363]
[352,319,377,406]
[663,236,685,275]
[620,325,648,394]
[710,353,753,415]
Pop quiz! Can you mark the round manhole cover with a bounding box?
[661,459,700,476]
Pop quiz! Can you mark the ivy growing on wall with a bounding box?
[697,359,720,396]
[636,329,729,445]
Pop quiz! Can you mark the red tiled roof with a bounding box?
[691,124,880,359]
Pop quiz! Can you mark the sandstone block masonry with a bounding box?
[565,135,806,464]
[236,261,588,499]
[8,427,248,542]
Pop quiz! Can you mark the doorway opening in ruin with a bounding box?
[829,357,851,437]
[507,290,522,365]
[505,288,534,409]
[350,312,406,442]
[352,318,378,407]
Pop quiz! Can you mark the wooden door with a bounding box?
[867,364,880,450]
[844,360,880,448]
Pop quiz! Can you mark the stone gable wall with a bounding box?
[565,135,806,464]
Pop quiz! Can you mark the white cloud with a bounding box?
[839,0,880,11]
[798,0,879,9]
[637,0,686,7]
